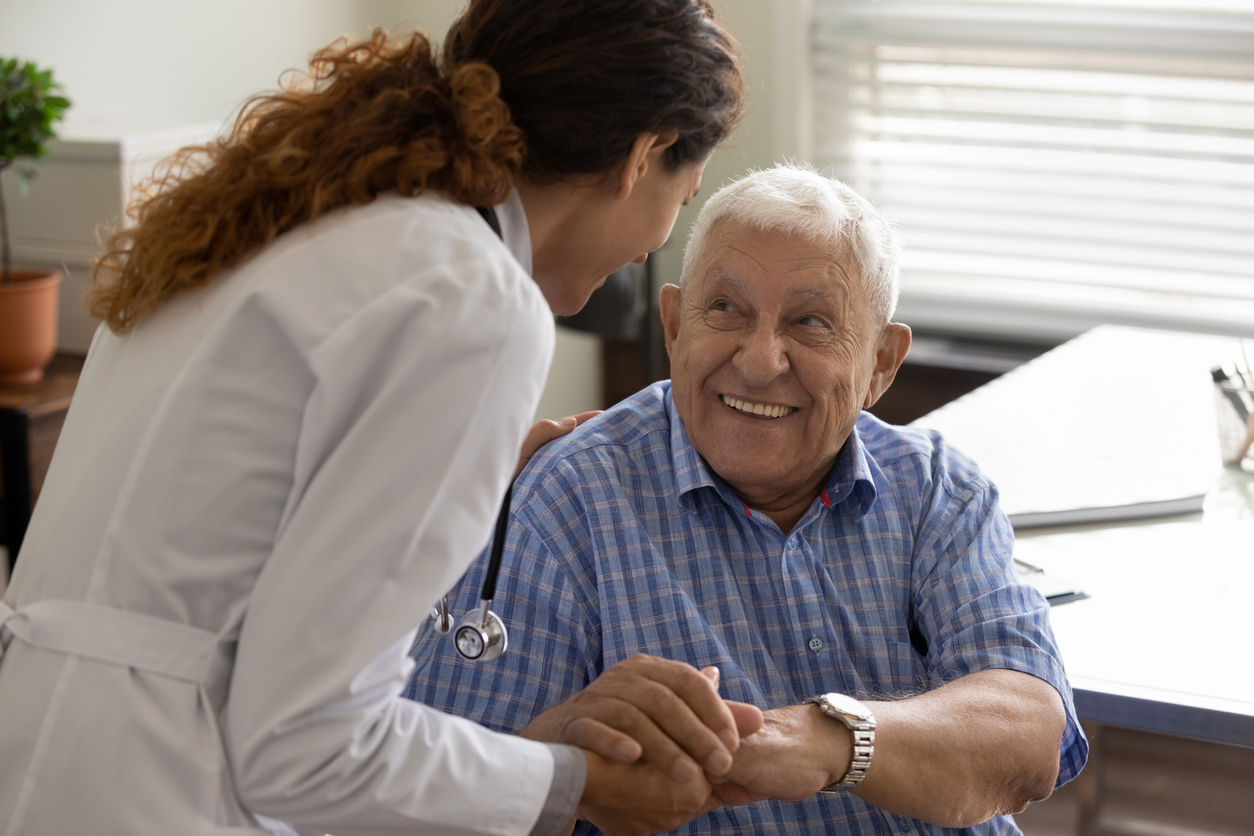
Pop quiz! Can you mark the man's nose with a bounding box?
[732,323,789,386]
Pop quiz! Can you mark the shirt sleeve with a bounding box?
[223,250,563,836]
[911,475,1089,787]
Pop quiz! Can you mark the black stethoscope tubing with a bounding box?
[481,483,511,604]
[432,205,512,662]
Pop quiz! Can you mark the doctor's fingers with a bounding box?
[562,698,761,781]
[560,712,692,779]
[583,655,741,777]
[516,410,602,477]
[560,700,714,783]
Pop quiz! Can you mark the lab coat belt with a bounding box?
[0,598,218,684]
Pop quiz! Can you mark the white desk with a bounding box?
[1015,519,1253,747]
[914,325,1254,748]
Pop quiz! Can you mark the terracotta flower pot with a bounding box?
[0,270,62,385]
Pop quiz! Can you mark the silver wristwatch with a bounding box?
[803,692,876,791]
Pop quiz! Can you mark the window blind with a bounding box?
[811,0,1254,340]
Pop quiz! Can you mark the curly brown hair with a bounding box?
[90,0,742,333]
[89,32,521,331]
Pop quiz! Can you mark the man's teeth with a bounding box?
[720,395,796,418]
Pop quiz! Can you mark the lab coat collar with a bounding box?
[495,188,532,277]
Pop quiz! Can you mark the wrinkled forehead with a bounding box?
[688,218,862,305]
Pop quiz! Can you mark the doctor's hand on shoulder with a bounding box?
[517,411,602,477]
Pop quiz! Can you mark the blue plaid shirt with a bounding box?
[406,382,1087,836]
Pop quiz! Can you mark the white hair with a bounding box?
[680,163,901,323]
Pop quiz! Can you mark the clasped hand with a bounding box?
[519,656,853,835]
[706,704,852,807]
[519,654,762,835]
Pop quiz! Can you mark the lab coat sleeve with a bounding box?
[223,252,562,836]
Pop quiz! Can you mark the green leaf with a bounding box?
[0,56,70,262]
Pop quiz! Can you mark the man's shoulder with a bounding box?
[516,382,675,502]
[855,411,996,504]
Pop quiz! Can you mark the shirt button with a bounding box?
[899,817,913,832]
[808,636,824,652]
[787,535,798,550]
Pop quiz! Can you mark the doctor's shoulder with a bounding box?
[379,191,548,324]
[220,192,538,337]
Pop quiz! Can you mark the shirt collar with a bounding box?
[665,384,877,523]
[495,187,532,277]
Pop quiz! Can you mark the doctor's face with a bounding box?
[662,220,907,508]
[533,158,705,316]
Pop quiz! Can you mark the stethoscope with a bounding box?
[430,483,511,662]
[430,203,512,663]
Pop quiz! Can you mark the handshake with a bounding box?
[519,654,856,836]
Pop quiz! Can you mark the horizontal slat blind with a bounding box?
[812,0,1254,338]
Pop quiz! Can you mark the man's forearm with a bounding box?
[853,668,1065,827]
[718,668,1065,827]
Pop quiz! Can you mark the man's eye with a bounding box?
[798,315,829,328]
[710,299,737,313]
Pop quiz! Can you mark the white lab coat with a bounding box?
[0,190,560,836]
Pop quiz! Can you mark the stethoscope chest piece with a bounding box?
[434,479,514,663]
[454,601,508,662]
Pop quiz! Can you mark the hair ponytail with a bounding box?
[89,29,524,333]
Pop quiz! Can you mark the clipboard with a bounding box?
[1014,558,1089,607]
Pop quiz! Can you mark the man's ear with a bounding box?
[863,323,912,410]
[659,283,683,357]
[616,131,680,200]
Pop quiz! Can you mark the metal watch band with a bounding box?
[803,693,876,792]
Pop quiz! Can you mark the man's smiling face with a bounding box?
[661,219,907,515]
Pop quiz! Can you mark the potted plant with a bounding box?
[0,57,70,385]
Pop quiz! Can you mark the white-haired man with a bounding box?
[406,165,1088,834]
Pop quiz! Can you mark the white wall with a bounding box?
[357,0,464,40]
[0,0,373,133]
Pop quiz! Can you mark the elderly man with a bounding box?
[406,165,1087,834]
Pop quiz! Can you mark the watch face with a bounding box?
[825,692,873,721]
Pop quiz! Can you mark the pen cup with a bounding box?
[1214,379,1254,468]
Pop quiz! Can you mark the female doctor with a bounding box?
[0,2,744,834]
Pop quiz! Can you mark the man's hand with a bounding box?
[573,750,720,836]
[520,655,763,782]
[710,704,851,806]
[517,411,601,477]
